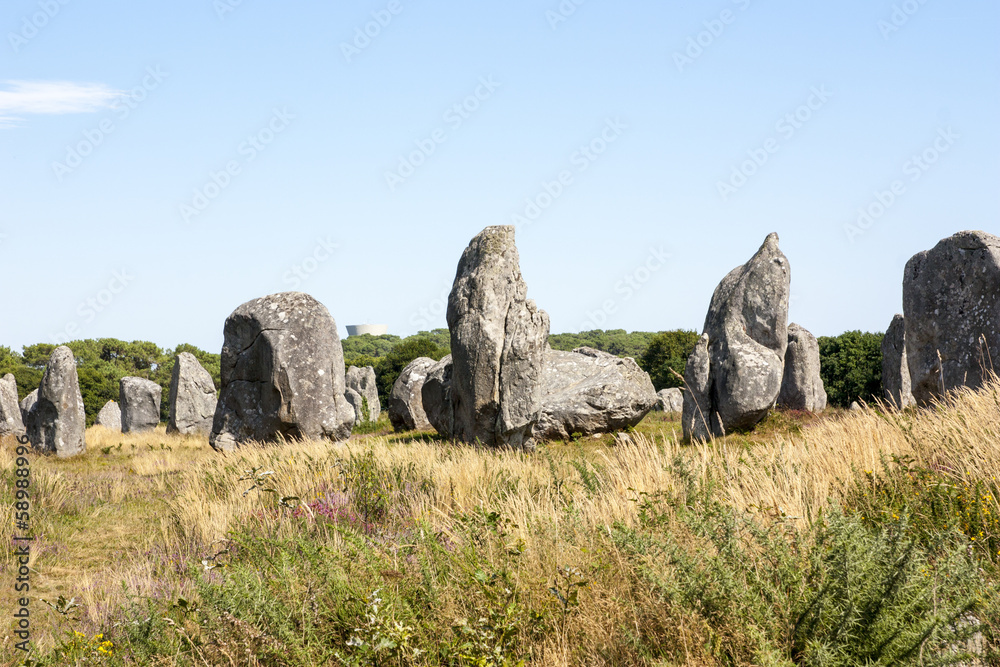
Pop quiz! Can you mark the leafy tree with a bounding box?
[639,330,701,390]
[341,333,401,360]
[548,329,657,359]
[818,331,884,408]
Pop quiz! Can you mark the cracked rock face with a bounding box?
[532,347,657,440]
[903,231,1000,405]
[19,389,37,424]
[881,314,915,409]
[168,352,218,435]
[683,233,790,440]
[345,365,380,423]
[777,323,827,412]
[445,226,549,450]
[0,373,25,436]
[210,292,355,450]
[388,357,437,432]
[95,400,122,431]
[656,388,684,414]
[120,377,162,433]
[25,346,86,457]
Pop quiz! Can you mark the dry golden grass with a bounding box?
[1,382,998,662]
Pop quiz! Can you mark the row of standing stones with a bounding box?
[2,228,997,455]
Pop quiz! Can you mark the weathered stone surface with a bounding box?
[345,365,380,423]
[388,357,437,432]
[95,401,121,431]
[656,388,684,414]
[167,352,217,435]
[210,292,355,451]
[881,314,916,410]
[25,346,85,457]
[19,389,37,424]
[903,231,1000,405]
[532,347,657,440]
[422,355,454,438]
[681,334,713,441]
[777,323,827,412]
[0,373,25,436]
[344,387,364,423]
[120,377,162,433]
[446,226,549,450]
[849,401,862,411]
[683,233,790,440]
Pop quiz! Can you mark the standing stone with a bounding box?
[167,352,217,435]
[345,366,380,423]
[422,355,454,438]
[0,373,25,436]
[95,401,122,431]
[656,387,684,414]
[388,357,437,432]
[445,226,549,450]
[881,314,915,410]
[210,292,355,451]
[777,323,827,412]
[19,389,37,424]
[903,231,1000,405]
[683,233,791,440]
[532,347,658,440]
[25,346,85,457]
[682,334,713,441]
[120,377,162,433]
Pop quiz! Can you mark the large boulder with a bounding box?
[388,357,437,432]
[19,389,37,424]
[120,377,162,433]
[881,314,915,409]
[656,387,684,414]
[533,347,657,440]
[422,355,454,438]
[95,400,122,431]
[0,373,25,436]
[445,226,549,450]
[683,233,790,440]
[777,323,827,412]
[167,352,217,435]
[903,231,1000,405]
[345,365,380,423]
[25,346,85,457]
[210,292,355,451]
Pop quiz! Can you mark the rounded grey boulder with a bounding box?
[656,387,684,415]
[388,357,437,432]
[533,347,658,440]
[345,365,380,423]
[120,377,162,433]
[25,346,86,457]
[210,292,355,450]
[777,323,827,412]
[95,400,122,431]
[903,230,1000,405]
[19,389,37,424]
[0,373,25,436]
[167,352,217,435]
[422,355,454,438]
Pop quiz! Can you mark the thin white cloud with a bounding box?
[0,80,122,127]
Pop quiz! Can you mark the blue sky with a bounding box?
[2,0,998,353]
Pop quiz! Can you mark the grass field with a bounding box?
[1,387,998,666]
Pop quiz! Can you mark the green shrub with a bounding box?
[818,331,884,407]
[638,329,700,390]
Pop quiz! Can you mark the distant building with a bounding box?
[346,324,389,337]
